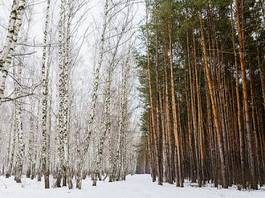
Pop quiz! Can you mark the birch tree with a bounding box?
[0,0,26,103]
[41,0,51,189]
[13,66,24,183]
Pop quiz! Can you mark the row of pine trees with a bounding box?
[137,0,265,190]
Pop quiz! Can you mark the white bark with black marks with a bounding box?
[0,0,26,103]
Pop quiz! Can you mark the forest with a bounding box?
[0,0,264,197]
[136,0,265,190]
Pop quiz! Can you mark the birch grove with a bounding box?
[0,0,141,190]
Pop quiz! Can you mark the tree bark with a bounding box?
[199,16,227,188]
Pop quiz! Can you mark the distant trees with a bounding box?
[137,0,265,190]
[76,0,110,188]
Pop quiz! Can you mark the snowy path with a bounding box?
[0,175,264,198]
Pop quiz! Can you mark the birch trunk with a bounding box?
[0,0,26,102]
[56,0,67,187]
[14,66,24,183]
[41,0,51,189]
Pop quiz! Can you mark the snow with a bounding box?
[0,175,264,198]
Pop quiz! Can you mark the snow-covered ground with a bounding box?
[0,175,264,198]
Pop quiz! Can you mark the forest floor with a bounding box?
[0,174,264,198]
